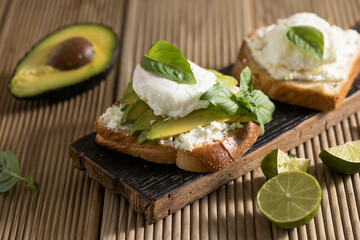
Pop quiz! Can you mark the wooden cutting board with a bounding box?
[70,67,360,223]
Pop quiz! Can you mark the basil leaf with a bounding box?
[249,90,275,126]
[0,151,20,193]
[283,25,324,61]
[237,68,275,135]
[201,67,275,135]
[239,66,253,95]
[140,41,196,84]
[200,81,239,116]
[26,172,38,192]
[0,151,38,193]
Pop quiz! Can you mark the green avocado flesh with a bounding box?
[120,81,138,106]
[9,24,118,98]
[121,99,150,124]
[130,109,163,136]
[207,69,238,89]
[137,109,253,144]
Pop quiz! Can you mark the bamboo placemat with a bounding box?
[0,0,360,239]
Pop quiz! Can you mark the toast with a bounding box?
[93,40,273,173]
[94,117,261,172]
[231,24,360,111]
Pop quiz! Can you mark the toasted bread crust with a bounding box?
[231,34,360,111]
[95,121,177,164]
[179,122,260,171]
[94,119,261,172]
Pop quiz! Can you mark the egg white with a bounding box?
[132,61,217,118]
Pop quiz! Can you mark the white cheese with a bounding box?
[99,105,131,133]
[159,121,243,151]
[245,12,360,81]
[132,60,217,118]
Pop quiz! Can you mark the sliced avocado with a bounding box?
[121,99,150,124]
[9,23,119,99]
[138,109,254,144]
[207,69,222,77]
[207,69,238,89]
[130,109,162,136]
[217,75,238,89]
[120,81,139,108]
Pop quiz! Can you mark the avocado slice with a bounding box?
[207,69,238,89]
[9,23,119,99]
[130,109,163,136]
[120,81,139,108]
[138,109,255,144]
[121,99,150,124]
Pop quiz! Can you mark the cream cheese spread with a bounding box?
[132,60,217,118]
[99,105,131,133]
[159,121,243,151]
[100,105,244,151]
[245,12,360,81]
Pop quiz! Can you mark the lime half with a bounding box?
[319,140,360,174]
[261,149,310,179]
[256,171,322,229]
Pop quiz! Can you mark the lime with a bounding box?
[319,140,360,174]
[261,149,310,179]
[256,171,322,229]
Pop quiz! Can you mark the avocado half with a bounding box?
[9,23,119,99]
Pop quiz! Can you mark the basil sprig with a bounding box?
[200,67,275,134]
[283,25,324,61]
[200,81,240,116]
[0,151,38,193]
[140,41,196,84]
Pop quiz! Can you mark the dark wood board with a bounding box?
[70,24,360,223]
[70,69,360,223]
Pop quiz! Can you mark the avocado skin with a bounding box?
[8,23,119,100]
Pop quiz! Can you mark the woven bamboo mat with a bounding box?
[1,0,360,239]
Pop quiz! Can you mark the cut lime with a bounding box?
[319,140,360,174]
[256,171,322,229]
[261,149,310,179]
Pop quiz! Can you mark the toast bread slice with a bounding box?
[231,32,360,111]
[94,119,261,172]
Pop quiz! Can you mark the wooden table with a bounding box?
[1,0,360,239]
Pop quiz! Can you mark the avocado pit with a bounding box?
[47,37,95,70]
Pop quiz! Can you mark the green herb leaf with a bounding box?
[26,172,38,192]
[239,67,253,95]
[0,151,38,193]
[199,67,274,135]
[200,81,240,116]
[283,25,324,61]
[248,90,275,126]
[236,68,275,135]
[140,40,196,84]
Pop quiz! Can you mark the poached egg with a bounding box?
[132,60,217,118]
